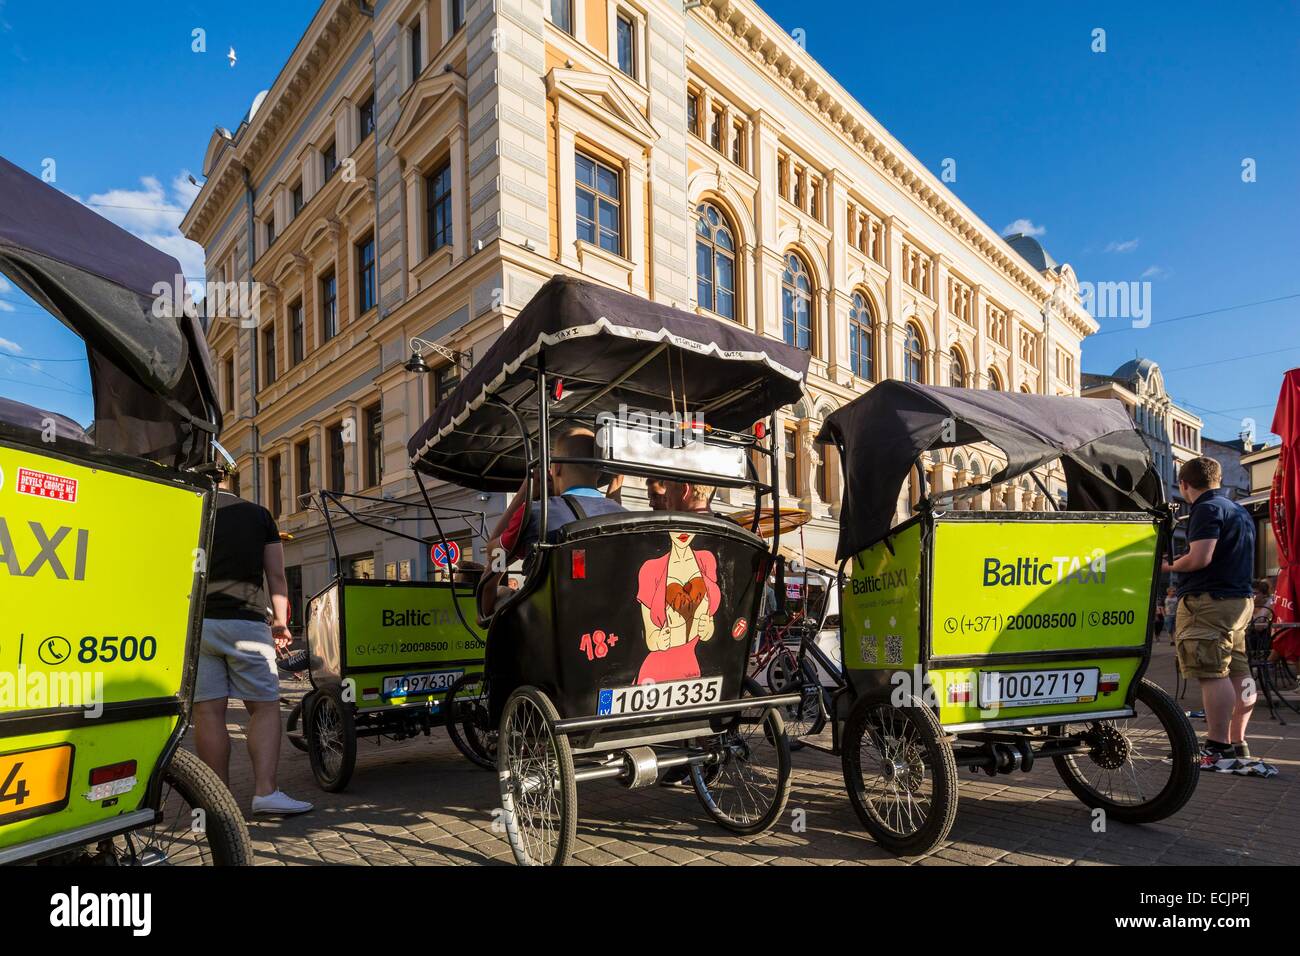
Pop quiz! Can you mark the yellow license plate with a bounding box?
[0,744,74,825]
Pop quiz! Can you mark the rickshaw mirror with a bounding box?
[212,438,237,472]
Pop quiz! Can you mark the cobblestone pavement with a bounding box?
[194,642,1300,866]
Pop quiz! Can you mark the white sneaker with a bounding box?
[252,790,314,815]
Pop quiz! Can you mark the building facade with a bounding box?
[1081,358,1203,507]
[181,0,1096,618]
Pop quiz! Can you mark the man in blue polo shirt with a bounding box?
[1161,456,1256,766]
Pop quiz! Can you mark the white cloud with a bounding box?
[1141,265,1167,279]
[1105,238,1140,253]
[1003,218,1046,237]
[0,337,20,352]
[71,170,207,296]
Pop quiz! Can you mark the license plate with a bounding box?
[597,676,723,716]
[0,744,73,825]
[382,670,463,699]
[979,668,1099,708]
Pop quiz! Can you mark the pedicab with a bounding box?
[814,381,1198,855]
[406,275,809,865]
[293,491,489,790]
[0,156,251,864]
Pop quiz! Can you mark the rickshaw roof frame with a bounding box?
[818,380,1167,562]
[407,274,810,492]
[0,155,220,470]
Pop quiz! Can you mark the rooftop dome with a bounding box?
[1003,232,1059,273]
[1113,357,1160,386]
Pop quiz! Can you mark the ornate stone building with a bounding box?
[1081,358,1203,507]
[182,0,1095,608]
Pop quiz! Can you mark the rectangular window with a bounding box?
[290,299,305,365]
[264,217,276,250]
[268,454,283,521]
[348,553,376,580]
[551,0,573,34]
[686,91,700,137]
[425,161,453,254]
[451,0,465,32]
[320,271,338,343]
[575,151,622,256]
[434,363,460,406]
[291,181,304,217]
[358,93,376,140]
[261,324,277,388]
[410,20,422,79]
[322,140,338,181]
[356,234,376,314]
[223,356,235,412]
[731,121,744,166]
[616,13,636,78]
[709,108,722,151]
[295,440,312,507]
[364,403,383,489]
[327,424,346,493]
[784,428,800,498]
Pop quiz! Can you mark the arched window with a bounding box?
[1019,383,1032,394]
[968,455,983,476]
[848,292,875,380]
[695,202,736,320]
[987,367,1003,391]
[903,322,925,384]
[948,348,966,388]
[782,252,813,351]
[952,453,966,473]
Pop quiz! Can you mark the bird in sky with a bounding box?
[227,47,237,68]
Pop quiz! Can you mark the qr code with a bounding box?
[884,634,903,665]
[859,635,877,664]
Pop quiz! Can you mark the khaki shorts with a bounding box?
[1174,594,1252,680]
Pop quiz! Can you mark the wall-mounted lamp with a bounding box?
[405,336,471,375]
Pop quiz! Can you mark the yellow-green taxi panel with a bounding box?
[0,443,205,852]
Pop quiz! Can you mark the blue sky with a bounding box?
[0,0,1296,442]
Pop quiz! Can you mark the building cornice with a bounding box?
[182,0,361,243]
[695,0,1056,307]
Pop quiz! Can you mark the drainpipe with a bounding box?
[243,164,263,504]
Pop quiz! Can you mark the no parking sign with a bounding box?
[430,540,461,569]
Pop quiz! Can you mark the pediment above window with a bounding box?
[546,68,658,149]
[387,71,467,156]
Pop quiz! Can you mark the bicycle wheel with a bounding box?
[498,686,576,866]
[781,660,828,747]
[765,644,800,691]
[444,672,496,771]
[107,749,252,866]
[1052,678,1198,824]
[306,687,356,792]
[842,694,958,856]
[692,678,791,834]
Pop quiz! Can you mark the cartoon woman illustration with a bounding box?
[635,532,721,684]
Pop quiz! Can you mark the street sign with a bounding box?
[430,540,461,568]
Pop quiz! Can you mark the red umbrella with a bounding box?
[1270,369,1300,657]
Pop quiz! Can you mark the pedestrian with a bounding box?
[1163,585,1178,644]
[1162,457,1257,766]
[193,471,313,815]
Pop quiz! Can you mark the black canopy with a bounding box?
[408,275,811,491]
[0,155,219,468]
[816,381,1164,560]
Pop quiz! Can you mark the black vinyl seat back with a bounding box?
[486,512,770,723]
